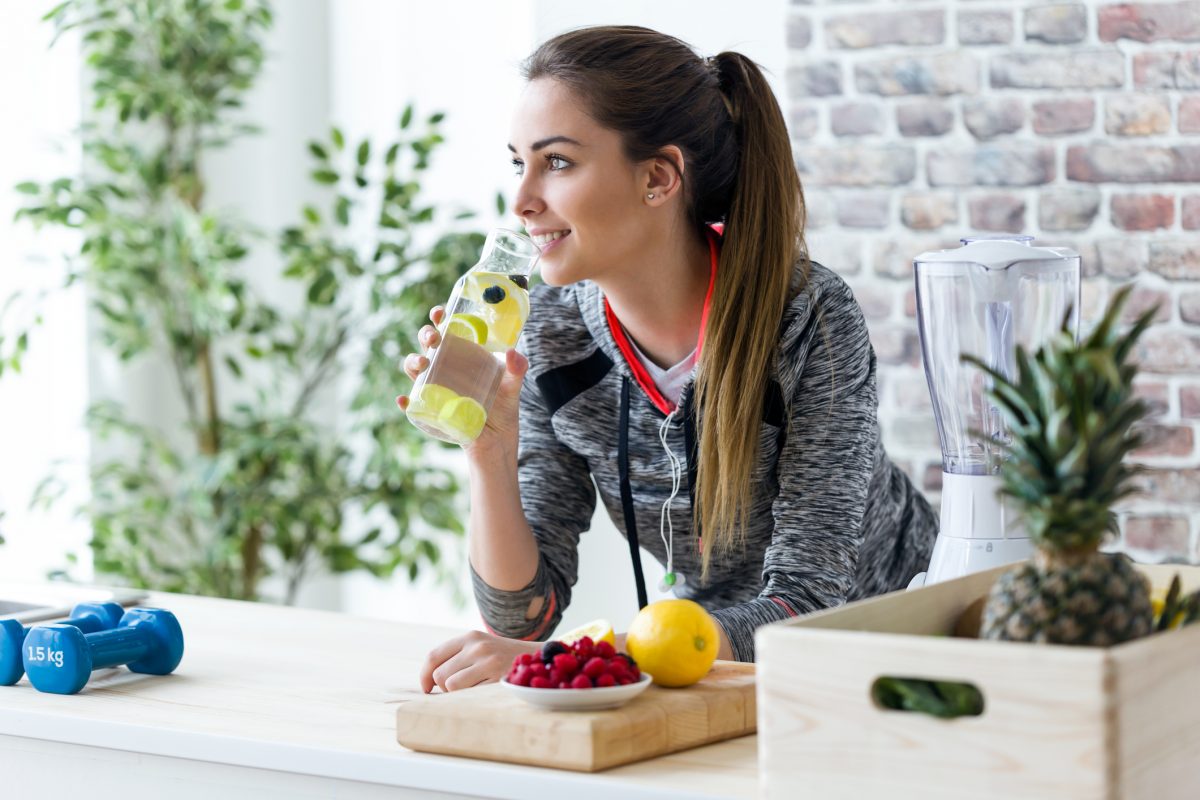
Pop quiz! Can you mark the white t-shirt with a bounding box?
[623,333,697,407]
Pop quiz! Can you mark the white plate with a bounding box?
[500,673,653,711]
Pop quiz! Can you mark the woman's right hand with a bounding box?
[396,306,529,458]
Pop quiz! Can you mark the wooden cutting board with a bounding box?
[395,661,756,772]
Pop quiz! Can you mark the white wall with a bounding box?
[0,2,90,583]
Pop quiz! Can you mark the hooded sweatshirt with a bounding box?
[470,246,937,662]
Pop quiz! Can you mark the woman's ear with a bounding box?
[642,145,685,205]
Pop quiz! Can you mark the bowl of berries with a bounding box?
[500,636,653,711]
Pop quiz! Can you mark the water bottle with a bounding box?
[406,229,540,445]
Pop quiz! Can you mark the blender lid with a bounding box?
[914,237,1077,271]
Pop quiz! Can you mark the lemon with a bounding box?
[558,618,616,647]
[407,383,458,423]
[626,599,720,688]
[445,313,488,344]
[437,395,487,441]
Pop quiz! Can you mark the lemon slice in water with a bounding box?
[408,383,457,423]
[437,395,487,441]
[445,313,488,344]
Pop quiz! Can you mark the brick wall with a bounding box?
[787,0,1200,563]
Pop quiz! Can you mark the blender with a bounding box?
[908,235,1080,587]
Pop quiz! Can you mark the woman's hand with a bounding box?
[419,630,541,693]
[396,305,529,458]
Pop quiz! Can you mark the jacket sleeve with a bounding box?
[708,280,879,662]
[470,373,596,640]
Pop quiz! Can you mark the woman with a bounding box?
[400,26,937,693]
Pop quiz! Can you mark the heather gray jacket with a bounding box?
[471,259,937,661]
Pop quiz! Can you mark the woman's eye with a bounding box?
[547,155,569,171]
[511,158,524,177]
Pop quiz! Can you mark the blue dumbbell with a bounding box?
[23,607,184,695]
[1,602,125,686]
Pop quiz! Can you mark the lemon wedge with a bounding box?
[437,395,487,441]
[407,383,458,423]
[557,618,616,647]
[445,313,488,344]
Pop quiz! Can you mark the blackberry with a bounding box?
[482,284,507,304]
[540,641,568,663]
[509,275,529,290]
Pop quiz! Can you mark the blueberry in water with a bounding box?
[482,284,507,304]
[509,275,529,290]
[540,641,568,663]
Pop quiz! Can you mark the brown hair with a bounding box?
[523,26,806,576]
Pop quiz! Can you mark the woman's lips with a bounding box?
[538,231,570,254]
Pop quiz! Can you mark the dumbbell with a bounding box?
[23,607,184,695]
[1,602,125,686]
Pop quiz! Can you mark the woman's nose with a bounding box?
[513,175,544,218]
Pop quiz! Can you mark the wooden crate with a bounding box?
[756,563,1200,800]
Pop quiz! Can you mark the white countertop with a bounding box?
[0,591,757,799]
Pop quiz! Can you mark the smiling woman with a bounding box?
[400,25,938,693]
[0,2,91,582]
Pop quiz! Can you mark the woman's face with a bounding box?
[509,78,652,287]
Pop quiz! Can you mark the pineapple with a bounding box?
[968,285,1157,647]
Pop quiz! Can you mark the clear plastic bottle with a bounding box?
[406,228,540,445]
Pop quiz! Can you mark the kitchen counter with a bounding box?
[0,590,758,799]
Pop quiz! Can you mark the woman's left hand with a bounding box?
[419,630,541,693]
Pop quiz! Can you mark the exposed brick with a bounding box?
[1181,97,1200,133]
[826,10,944,48]
[968,194,1027,231]
[846,281,895,321]
[871,326,923,367]
[856,53,979,96]
[990,50,1125,89]
[1040,188,1101,231]
[1067,144,1200,182]
[1112,194,1176,231]
[1031,97,1095,135]
[1105,95,1171,136]
[1183,384,1200,417]
[922,463,943,493]
[1081,278,1108,322]
[901,192,957,230]
[831,101,884,136]
[794,145,916,186]
[1149,241,1200,280]
[1134,425,1196,457]
[959,10,1013,44]
[896,99,955,136]
[790,106,819,140]
[1185,196,1200,229]
[806,230,862,275]
[1095,238,1149,280]
[904,288,917,318]
[1124,515,1191,556]
[1133,51,1200,89]
[788,14,813,48]
[804,189,835,228]
[1136,330,1200,373]
[1073,239,1101,278]
[929,145,1054,186]
[1099,1,1200,43]
[836,191,890,228]
[1024,4,1087,43]
[1133,379,1171,418]
[1182,291,1200,324]
[963,97,1024,139]
[1122,286,1173,325]
[872,237,956,280]
[788,61,843,97]
[1132,468,1200,504]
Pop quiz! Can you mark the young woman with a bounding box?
[400,26,937,693]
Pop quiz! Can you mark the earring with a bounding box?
[646,193,655,199]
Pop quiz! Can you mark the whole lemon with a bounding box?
[626,599,720,688]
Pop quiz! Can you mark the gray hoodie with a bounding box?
[471,258,937,661]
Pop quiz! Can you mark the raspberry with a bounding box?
[510,666,532,687]
[570,673,593,690]
[594,673,617,688]
[582,656,607,679]
[618,676,634,685]
[540,641,568,662]
[594,640,616,659]
[515,652,536,667]
[528,661,547,677]
[548,668,564,685]
[615,651,636,669]
[530,676,552,689]
[572,636,595,660]
[557,681,569,689]
[609,664,631,684]
[552,653,579,676]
